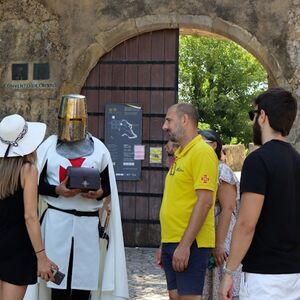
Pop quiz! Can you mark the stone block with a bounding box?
[212,17,230,37]
[135,14,177,33]
[227,23,253,47]
[95,19,138,52]
[176,14,213,32]
[69,43,106,87]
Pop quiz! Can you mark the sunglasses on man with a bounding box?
[248,109,260,121]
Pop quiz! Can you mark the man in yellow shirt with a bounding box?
[156,103,218,300]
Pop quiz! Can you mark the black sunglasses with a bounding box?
[248,109,260,121]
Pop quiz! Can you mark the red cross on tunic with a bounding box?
[59,157,86,183]
[201,174,210,184]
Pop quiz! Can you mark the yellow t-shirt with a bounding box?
[160,135,218,248]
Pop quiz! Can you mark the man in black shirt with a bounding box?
[219,88,300,300]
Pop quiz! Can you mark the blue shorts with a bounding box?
[161,242,211,296]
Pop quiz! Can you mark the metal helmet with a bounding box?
[58,94,87,142]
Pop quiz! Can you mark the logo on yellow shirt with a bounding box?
[201,175,210,183]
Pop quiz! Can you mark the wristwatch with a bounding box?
[223,265,234,275]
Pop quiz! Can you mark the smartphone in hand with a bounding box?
[51,269,65,285]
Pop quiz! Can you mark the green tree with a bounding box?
[179,35,268,144]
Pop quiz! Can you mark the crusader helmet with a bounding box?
[58,94,87,142]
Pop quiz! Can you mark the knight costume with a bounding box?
[24,94,128,300]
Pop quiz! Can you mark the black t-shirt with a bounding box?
[240,140,300,274]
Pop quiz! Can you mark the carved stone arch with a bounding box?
[64,17,292,247]
[62,14,288,95]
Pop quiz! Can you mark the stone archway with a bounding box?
[1,1,299,149]
[63,14,288,95]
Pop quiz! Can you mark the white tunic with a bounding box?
[24,135,129,300]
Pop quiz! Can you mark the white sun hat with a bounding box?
[0,114,46,158]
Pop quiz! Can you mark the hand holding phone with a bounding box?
[51,269,65,285]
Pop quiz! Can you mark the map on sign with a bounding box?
[105,104,142,180]
[110,119,138,139]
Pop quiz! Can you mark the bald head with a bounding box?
[171,103,199,128]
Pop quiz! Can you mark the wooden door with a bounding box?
[81,29,179,246]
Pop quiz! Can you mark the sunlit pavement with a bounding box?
[125,247,168,300]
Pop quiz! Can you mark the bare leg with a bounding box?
[0,280,2,300]
[179,295,201,300]
[169,289,180,300]
[1,281,27,300]
[169,290,202,300]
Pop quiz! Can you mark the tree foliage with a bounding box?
[179,35,268,144]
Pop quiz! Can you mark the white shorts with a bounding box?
[239,272,300,300]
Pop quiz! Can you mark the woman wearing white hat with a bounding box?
[0,114,58,300]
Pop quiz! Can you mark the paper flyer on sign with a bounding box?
[149,147,162,164]
[134,145,145,160]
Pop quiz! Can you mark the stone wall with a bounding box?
[223,144,246,172]
[0,0,299,149]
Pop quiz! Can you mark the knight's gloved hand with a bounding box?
[98,224,109,249]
